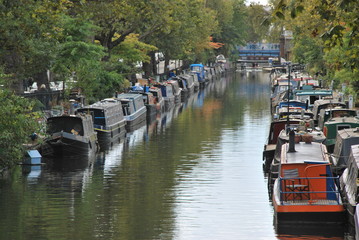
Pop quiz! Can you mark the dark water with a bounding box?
[0,72,347,240]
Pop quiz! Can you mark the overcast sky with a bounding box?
[246,0,269,5]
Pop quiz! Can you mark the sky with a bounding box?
[246,0,269,5]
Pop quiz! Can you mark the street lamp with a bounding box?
[285,61,292,132]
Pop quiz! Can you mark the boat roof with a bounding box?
[295,89,333,96]
[278,101,307,108]
[337,127,359,139]
[117,93,142,100]
[325,116,359,125]
[48,114,87,121]
[350,144,359,166]
[190,64,204,67]
[282,142,328,164]
[313,99,345,107]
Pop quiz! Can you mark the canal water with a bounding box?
[0,72,347,239]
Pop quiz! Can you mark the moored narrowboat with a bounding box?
[322,116,359,152]
[312,99,346,126]
[153,83,175,110]
[41,114,98,157]
[76,99,126,148]
[272,132,344,227]
[166,80,181,104]
[190,63,206,86]
[116,93,147,131]
[149,86,165,112]
[339,144,359,233]
[331,128,359,175]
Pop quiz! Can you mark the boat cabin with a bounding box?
[339,144,359,229]
[166,80,181,104]
[274,107,314,121]
[294,88,333,109]
[320,113,359,148]
[312,99,347,124]
[317,108,358,130]
[272,140,344,226]
[331,128,359,173]
[190,64,205,83]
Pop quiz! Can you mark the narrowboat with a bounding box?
[273,107,314,121]
[189,73,200,91]
[272,132,345,227]
[276,100,308,111]
[116,93,147,131]
[171,76,189,101]
[263,119,301,173]
[166,80,181,104]
[41,114,98,156]
[267,125,326,196]
[331,128,359,175]
[204,66,213,81]
[76,99,126,147]
[190,63,206,86]
[339,144,359,233]
[312,99,346,126]
[179,74,195,95]
[322,116,359,152]
[129,86,159,118]
[293,88,333,110]
[317,107,357,130]
[153,83,175,110]
[149,86,165,112]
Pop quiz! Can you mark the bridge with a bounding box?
[235,43,281,64]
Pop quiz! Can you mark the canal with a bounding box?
[0,72,346,239]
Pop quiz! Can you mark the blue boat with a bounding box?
[190,64,206,86]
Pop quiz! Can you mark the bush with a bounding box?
[0,90,39,168]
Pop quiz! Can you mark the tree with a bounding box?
[207,0,248,58]
[0,90,39,167]
[0,0,72,91]
[272,0,359,95]
[245,3,271,43]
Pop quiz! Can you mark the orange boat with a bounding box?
[272,131,345,227]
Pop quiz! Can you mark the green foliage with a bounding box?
[0,90,39,168]
[245,3,272,43]
[271,0,359,94]
[208,0,248,56]
[292,35,324,72]
[113,34,157,64]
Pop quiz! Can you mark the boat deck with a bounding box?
[281,199,341,205]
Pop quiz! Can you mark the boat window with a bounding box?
[337,125,351,131]
[167,86,173,96]
[191,66,201,72]
[310,96,319,105]
[73,123,83,136]
[47,117,84,136]
[122,103,130,116]
[93,110,106,126]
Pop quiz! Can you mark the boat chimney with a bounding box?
[288,130,296,152]
[305,99,309,110]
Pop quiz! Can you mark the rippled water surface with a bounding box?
[0,72,346,239]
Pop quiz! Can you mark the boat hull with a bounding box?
[274,200,345,222]
[43,132,97,157]
[95,121,126,148]
[125,109,147,131]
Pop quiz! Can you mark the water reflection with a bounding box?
[0,72,349,240]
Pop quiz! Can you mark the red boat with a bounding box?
[272,131,345,227]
